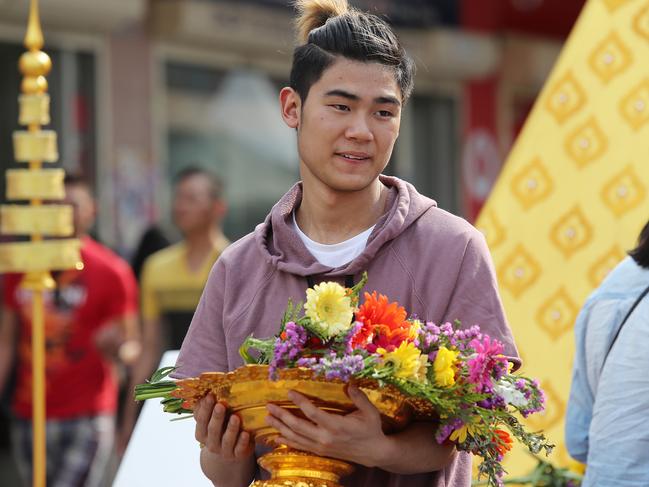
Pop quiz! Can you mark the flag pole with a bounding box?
[0,1,82,486]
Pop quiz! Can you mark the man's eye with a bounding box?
[331,104,350,111]
[378,110,394,118]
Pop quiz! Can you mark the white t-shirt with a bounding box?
[292,212,374,268]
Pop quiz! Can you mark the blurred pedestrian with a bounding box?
[566,219,649,486]
[130,225,171,283]
[118,166,228,450]
[0,174,139,487]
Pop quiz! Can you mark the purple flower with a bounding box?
[435,418,463,444]
[343,321,364,354]
[269,321,307,379]
[297,352,365,382]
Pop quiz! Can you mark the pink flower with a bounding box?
[466,336,507,393]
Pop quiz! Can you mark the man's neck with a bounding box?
[296,178,387,245]
[183,228,222,272]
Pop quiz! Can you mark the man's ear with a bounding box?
[279,87,301,129]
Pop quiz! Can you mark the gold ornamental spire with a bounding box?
[0,1,82,486]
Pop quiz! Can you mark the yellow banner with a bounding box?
[476,0,649,472]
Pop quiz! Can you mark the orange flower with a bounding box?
[353,292,413,352]
[493,429,513,455]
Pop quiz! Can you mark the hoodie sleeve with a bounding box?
[442,230,520,369]
[173,259,228,378]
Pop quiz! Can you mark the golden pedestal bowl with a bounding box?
[174,365,420,487]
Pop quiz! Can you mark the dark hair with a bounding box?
[64,173,94,196]
[290,0,415,103]
[174,166,224,201]
[629,220,649,268]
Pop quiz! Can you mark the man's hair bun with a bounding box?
[294,0,349,44]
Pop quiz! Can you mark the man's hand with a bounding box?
[265,385,391,468]
[194,394,255,463]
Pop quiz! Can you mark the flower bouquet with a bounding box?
[136,273,553,487]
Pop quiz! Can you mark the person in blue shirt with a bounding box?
[566,219,649,486]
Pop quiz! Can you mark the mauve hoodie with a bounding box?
[175,175,519,487]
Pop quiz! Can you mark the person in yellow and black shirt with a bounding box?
[119,167,229,451]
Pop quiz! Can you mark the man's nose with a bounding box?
[345,114,374,142]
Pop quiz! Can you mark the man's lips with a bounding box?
[335,151,371,161]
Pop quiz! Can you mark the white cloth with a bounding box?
[292,212,374,268]
[113,351,212,487]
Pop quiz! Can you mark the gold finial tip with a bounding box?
[24,0,44,51]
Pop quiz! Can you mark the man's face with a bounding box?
[64,183,96,238]
[172,174,221,236]
[282,58,402,193]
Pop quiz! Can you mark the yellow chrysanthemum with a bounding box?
[378,341,427,381]
[304,282,354,339]
[449,417,480,443]
[408,319,422,340]
[433,346,459,388]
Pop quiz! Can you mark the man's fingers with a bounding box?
[220,414,242,456]
[266,403,321,438]
[347,385,379,419]
[205,402,227,452]
[194,395,215,442]
[233,430,252,459]
[287,391,337,429]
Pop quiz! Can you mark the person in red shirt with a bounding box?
[0,175,139,487]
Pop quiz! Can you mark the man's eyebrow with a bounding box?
[324,89,360,101]
[375,96,401,107]
[324,89,401,107]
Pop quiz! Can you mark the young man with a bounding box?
[0,175,138,487]
[566,220,649,486]
[175,1,519,486]
[119,167,229,450]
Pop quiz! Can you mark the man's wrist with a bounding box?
[368,432,397,469]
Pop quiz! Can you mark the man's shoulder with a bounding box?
[144,242,186,272]
[217,231,260,266]
[406,205,482,244]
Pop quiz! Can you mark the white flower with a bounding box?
[494,382,528,408]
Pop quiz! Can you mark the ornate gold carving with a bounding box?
[600,164,646,216]
[477,210,506,250]
[588,246,625,287]
[174,365,420,487]
[510,158,554,210]
[19,94,50,126]
[619,78,649,130]
[497,245,542,299]
[564,117,608,168]
[549,206,594,258]
[544,71,586,124]
[536,288,579,342]
[588,31,632,83]
[6,168,65,201]
[13,130,58,163]
[0,205,72,236]
[0,239,82,273]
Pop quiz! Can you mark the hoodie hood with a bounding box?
[254,175,437,277]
